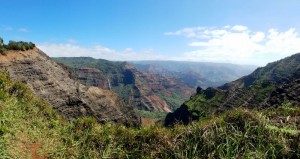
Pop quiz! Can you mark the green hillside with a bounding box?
[165,53,300,126]
[1,69,300,158]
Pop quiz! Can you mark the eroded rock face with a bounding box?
[131,68,194,112]
[77,67,109,89]
[55,57,195,113]
[0,48,139,126]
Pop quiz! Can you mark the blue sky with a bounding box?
[1,0,300,66]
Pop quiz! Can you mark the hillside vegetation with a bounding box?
[0,37,35,54]
[166,53,300,126]
[1,69,300,158]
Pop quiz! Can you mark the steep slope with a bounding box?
[165,53,300,126]
[54,57,194,113]
[131,61,257,88]
[0,48,139,125]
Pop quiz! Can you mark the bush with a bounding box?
[0,37,35,51]
[0,37,6,55]
[0,47,6,55]
[6,40,35,51]
[0,38,3,46]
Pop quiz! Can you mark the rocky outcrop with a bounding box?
[0,48,139,126]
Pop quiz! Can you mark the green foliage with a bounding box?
[5,40,35,51]
[252,81,276,103]
[0,37,6,55]
[158,92,186,109]
[0,38,3,46]
[0,47,7,55]
[0,37,35,55]
[184,89,225,118]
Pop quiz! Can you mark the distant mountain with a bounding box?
[131,61,257,88]
[165,53,300,126]
[0,48,139,126]
[54,57,194,115]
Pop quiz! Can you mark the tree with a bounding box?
[0,37,3,46]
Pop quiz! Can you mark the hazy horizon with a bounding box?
[1,0,300,66]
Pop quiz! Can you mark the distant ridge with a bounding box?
[130,60,257,88]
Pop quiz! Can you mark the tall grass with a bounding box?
[0,70,299,158]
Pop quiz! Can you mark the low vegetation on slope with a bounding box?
[0,37,35,54]
[1,70,299,158]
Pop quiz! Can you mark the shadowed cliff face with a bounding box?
[0,48,140,126]
[165,53,300,126]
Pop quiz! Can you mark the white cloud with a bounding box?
[36,25,300,66]
[251,32,265,42]
[66,38,78,44]
[165,26,300,66]
[231,25,248,32]
[18,28,28,33]
[37,43,166,61]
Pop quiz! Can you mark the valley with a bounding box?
[0,39,299,158]
[2,1,300,158]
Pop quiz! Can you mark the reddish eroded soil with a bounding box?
[28,143,45,159]
[141,118,155,126]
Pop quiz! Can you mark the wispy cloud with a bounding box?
[1,26,29,33]
[37,43,165,61]
[5,26,13,31]
[165,25,300,66]
[66,38,78,44]
[18,28,29,33]
[0,26,13,31]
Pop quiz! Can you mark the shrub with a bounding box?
[0,37,6,55]
[0,48,6,55]
[0,37,3,46]
[3,40,35,51]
